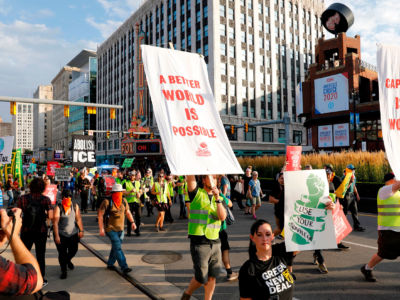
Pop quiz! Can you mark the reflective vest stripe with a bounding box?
[189,219,208,224]
[190,209,208,215]
[378,212,400,216]
[377,204,400,208]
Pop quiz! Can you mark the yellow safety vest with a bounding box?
[377,188,400,228]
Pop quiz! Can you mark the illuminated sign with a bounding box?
[121,139,162,156]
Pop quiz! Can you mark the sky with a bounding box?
[0,0,398,122]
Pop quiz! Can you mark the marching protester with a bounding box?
[142,168,154,217]
[123,171,142,236]
[341,164,366,232]
[361,172,400,282]
[165,173,175,223]
[152,171,169,232]
[176,175,187,219]
[77,170,90,214]
[17,177,54,287]
[181,175,226,300]
[243,168,252,215]
[98,183,135,274]
[53,189,84,279]
[269,172,285,237]
[5,174,14,207]
[0,208,43,295]
[248,171,264,220]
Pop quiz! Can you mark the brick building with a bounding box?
[301,32,382,151]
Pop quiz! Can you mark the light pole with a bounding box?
[351,89,359,150]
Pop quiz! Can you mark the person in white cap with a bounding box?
[98,183,136,274]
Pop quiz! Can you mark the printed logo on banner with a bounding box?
[196,142,211,157]
[315,73,349,114]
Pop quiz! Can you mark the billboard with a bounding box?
[318,125,333,148]
[315,73,349,114]
[72,135,96,168]
[333,123,350,147]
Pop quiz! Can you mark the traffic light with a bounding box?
[64,105,69,117]
[230,125,235,135]
[87,107,97,115]
[244,122,249,133]
[110,108,116,119]
[10,102,16,115]
[106,131,110,139]
[150,132,154,139]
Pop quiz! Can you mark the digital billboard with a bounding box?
[315,72,349,114]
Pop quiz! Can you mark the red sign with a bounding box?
[43,184,58,205]
[47,161,60,176]
[332,201,353,244]
[285,146,302,171]
[104,176,116,192]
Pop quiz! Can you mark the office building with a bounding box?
[12,103,34,152]
[0,118,12,137]
[96,0,325,162]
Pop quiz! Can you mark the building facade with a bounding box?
[302,33,381,151]
[0,119,12,137]
[67,51,97,159]
[96,0,324,162]
[12,103,34,152]
[33,85,53,163]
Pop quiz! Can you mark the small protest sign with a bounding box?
[43,184,58,205]
[47,161,60,176]
[284,170,337,251]
[285,146,302,171]
[72,135,96,168]
[0,136,14,164]
[332,201,352,244]
[55,168,71,182]
[121,158,135,168]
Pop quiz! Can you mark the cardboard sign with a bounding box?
[0,136,14,164]
[285,146,302,171]
[284,170,337,251]
[72,135,96,168]
[377,44,400,178]
[47,161,60,176]
[121,158,135,168]
[141,45,242,175]
[28,163,37,173]
[55,168,71,182]
[332,201,353,244]
[43,184,58,205]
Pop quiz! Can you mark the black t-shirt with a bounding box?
[239,243,294,300]
[270,181,284,217]
[332,176,341,191]
[188,186,220,245]
[243,175,252,196]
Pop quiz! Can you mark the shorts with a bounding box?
[251,196,261,206]
[377,230,400,259]
[156,203,168,212]
[219,230,230,251]
[190,242,222,284]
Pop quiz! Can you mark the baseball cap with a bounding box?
[325,164,334,171]
[384,172,395,182]
[346,164,356,170]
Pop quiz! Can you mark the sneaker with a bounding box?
[354,226,366,232]
[136,231,141,237]
[227,271,239,281]
[318,263,328,274]
[122,267,132,274]
[181,292,191,300]
[252,214,257,220]
[67,261,75,270]
[42,279,48,288]
[107,265,117,271]
[155,226,159,232]
[361,265,376,282]
[337,243,350,251]
[159,227,166,232]
[60,272,67,279]
[313,254,318,265]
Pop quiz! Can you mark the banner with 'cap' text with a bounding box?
[141,45,242,175]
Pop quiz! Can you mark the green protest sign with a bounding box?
[121,158,135,168]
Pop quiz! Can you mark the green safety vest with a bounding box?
[125,180,141,204]
[177,176,185,194]
[141,176,154,198]
[184,182,189,201]
[115,178,123,185]
[377,188,400,228]
[167,182,174,200]
[154,182,168,204]
[188,188,221,240]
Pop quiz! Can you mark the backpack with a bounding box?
[22,195,47,231]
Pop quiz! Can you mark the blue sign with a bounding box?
[0,190,3,207]
[356,113,360,125]
[350,113,354,124]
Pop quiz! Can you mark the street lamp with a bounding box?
[351,89,359,150]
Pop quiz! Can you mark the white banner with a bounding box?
[318,125,333,148]
[315,73,349,114]
[284,170,337,251]
[295,82,303,116]
[333,123,349,147]
[377,44,400,178]
[141,45,242,175]
[0,136,14,164]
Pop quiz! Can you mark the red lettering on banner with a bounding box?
[172,125,217,138]
[163,90,175,101]
[165,75,201,89]
[388,118,400,130]
[161,89,205,106]
[385,78,400,88]
[169,76,176,84]
[396,97,400,109]
[160,75,167,84]
[195,94,205,105]
[176,90,185,100]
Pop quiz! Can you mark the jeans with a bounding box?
[106,230,128,270]
[177,194,186,217]
[6,190,13,207]
[21,231,48,277]
[340,192,361,229]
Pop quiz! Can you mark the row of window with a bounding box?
[228,126,302,144]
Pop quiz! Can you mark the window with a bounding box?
[228,8,234,20]
[249,51,254,63]
[242,101,248,117]
[229,66,235,77]
[241,31,246,43]
[245,127,256,141]
[197,28,201,41]
[248,16,253,27]
[249,33,254,45]
[293,130,302,144]
[221,83,227,94]
[204,25,208,37]
[263,128,273,142]
[229,46,235,58]
[196,10,201,22]
[220,43,227,55]
[278,129,286,138]
[229,84,236,96]
[204,5,208,18]
[248,0,253,9]
[221,63,227,75]
[220,24,226,36]
[220,5,225,17]
[241,68,247,80]
[240,13,246,24]
[228,27,235,39]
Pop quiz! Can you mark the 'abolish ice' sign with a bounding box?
[72,135,96,168]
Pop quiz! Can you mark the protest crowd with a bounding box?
[0,158,398,300]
